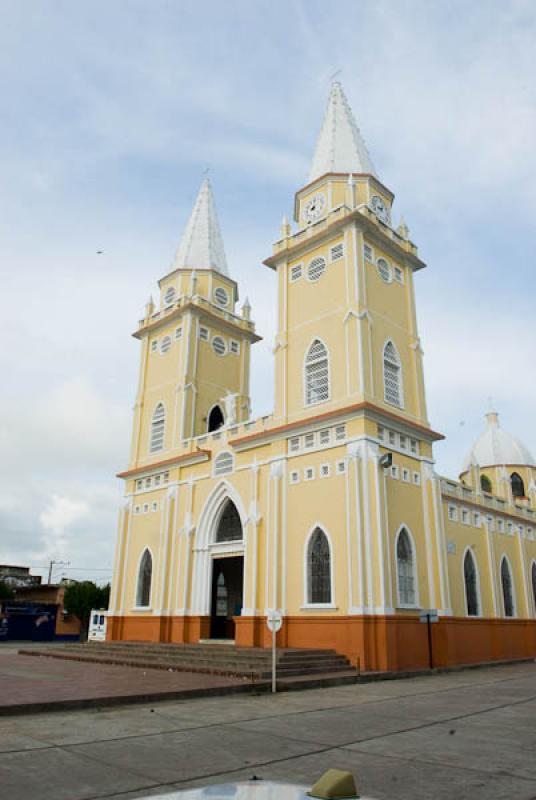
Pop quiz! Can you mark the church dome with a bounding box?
[462,411,535,472]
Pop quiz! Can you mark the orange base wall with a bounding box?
[106,614,536,673]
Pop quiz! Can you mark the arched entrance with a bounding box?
[209,500,244,639]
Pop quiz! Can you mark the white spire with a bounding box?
[172,178,229,276]
[308,81,377,183]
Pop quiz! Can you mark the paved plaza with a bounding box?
[0,648,246,712]
[1,653,536,800]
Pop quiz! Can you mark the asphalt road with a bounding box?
[1,660,536,800]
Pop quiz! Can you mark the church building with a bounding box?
[107,82,536,672]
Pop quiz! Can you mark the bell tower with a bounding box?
[128,178,260,469]
[266,81,429,433]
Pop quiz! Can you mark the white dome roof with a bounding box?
[462,412,535,472]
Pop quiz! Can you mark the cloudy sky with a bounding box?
[1,0,535,584]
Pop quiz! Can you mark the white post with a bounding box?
[272,625,277,694]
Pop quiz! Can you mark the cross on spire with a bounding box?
[172,177,229,276]
[308,81,377,184]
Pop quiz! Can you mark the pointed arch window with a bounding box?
[383,341,403,408]
[397,528,416,606]
[150,403,165,452]
[464,550,480,616]
[307,528,331,604]
[215,500,242,543]
[136,549,152,608]
[501,557,515,617]
[531,563,536,616]
[305,339,329,406]
[511,472,525,499]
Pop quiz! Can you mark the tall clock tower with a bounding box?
[128,178,260,471]
[267,81,429,433]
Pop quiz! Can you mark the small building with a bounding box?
[9,584,81,641]
[0,565,42,588]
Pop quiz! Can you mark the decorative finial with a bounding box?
[345,173,356,208]
[280,215,291,239]
[397,217,410,240]
[329,69,342,84]
[145,295,155,318]
[189,269,198,297]
[242,297,251,320]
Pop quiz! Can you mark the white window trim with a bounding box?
[394,525,420,609]
[306,255,327,282]
[530,560,536,616]
[303,337,330,408]
[377,257,393,283]
[500,554,517,618]
[462,546,482,618]
[383,339,404,409]
[290,263,303,282]
[303,524,336,608]
[213,287,229,307]
[133,546,154,611]
[213,450,234,477]
[212,335,227,356]
[149,402,166,454]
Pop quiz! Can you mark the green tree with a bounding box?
[0,580,14,600]
[64,581,110,639]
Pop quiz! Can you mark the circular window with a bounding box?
[377,258,392,283]
[214,287,229,306]
[160,335,172,354]
[307,256,326,282]
[164,286,176,306]
[212,336,227,356]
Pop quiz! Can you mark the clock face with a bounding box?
[304,192,326,223]
[371,195,390,224]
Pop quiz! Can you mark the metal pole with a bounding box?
[272,625,277,693]
[427,614,433,670]
[48,560,54,584]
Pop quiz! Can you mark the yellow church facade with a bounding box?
[107,82,536,672]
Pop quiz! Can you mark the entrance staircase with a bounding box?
[19,641,357,689]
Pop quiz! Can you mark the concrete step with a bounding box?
[20,642,352,681]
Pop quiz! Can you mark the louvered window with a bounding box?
[150,404,165,452]
[377,258,392,283]
[214,287,229,306]
[305,339,329,405]
[164,286,175,306]
[230,340,240,355]
[308,528,331,604]
[364,243,374,262]
[330,243,344,261]
[290,264,303,282]
[160,336,171,354]
[212,336,226,356]
[199,326,209,341]
[464,550,479,616]
[383,341,402,407]
[214,451,234,476]
[397,529,416,606]
[307,256,326,282]
[175,327,182,339]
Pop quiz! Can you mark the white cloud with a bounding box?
[1,1,535,576]
[39,495,89,561]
